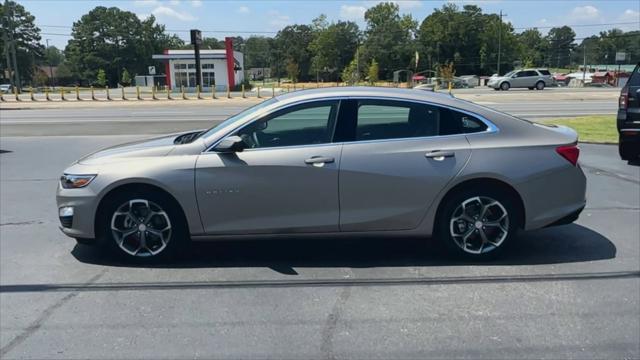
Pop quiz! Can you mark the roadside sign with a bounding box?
[148,66,156,75]
[616,52,626,62]
[190,29,202,45]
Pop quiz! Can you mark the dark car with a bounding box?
[618,63,640,162]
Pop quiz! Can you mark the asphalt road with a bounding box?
[0,132,638,358]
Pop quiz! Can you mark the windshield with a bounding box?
[197,97,279,140]
[504,70,517,77]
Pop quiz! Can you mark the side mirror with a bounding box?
[213,135,245,153]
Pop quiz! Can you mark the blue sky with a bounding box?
[22,0,640,49]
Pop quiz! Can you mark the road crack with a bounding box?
[0,269,108,357]
[320,270,353,360]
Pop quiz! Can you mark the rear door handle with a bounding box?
[425,151,455,160]
[305,156,335,166]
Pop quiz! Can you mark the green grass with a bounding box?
[540,115,618,144]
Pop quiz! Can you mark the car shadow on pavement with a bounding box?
[71,223,616,273]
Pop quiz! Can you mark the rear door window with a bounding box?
[349,100,488,141]
[355,100,439,141]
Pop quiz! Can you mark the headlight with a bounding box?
[60,174,96,189]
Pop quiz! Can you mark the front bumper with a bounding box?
[56,182,99,239]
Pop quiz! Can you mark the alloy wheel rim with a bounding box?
[449,196,509,254]
[111,199,172,257]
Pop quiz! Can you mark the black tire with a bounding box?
[97,190,188,263]
[436,187,521,260]
[500,82,510,91]
[535,81,545,90]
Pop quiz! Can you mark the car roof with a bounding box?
[275,86,472,111]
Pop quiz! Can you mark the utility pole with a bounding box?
[2,0,13,89]
[46,39,55,89]
[356,43,360,84]
[497,10,506,76]
[582,44,587,83]
[7,1,20,91]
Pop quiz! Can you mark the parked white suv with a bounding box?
[487,69,554,91]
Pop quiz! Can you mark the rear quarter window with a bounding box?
[538,70,551,76]
[629,65,640,86]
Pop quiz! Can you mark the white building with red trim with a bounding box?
[152,44,244,91]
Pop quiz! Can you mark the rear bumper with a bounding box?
[544,204,585,227]
[518,164,587,231]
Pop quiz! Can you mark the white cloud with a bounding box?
[136,13,151,20]
[568,5,601,21]
[340,5,367,21]
[619,9,640,22]
[191,0,202,7]
[152,5,196,21]
[133,0,159,7]
[267,10,291,28]
[169,0,181,5]
[237,5,250,14]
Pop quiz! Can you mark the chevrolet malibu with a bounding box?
[57,87,586,261]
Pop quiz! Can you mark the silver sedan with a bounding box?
[57,87,586,261]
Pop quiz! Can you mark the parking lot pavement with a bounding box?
[0,136,638,359]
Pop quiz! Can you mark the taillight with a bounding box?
[556,145,580,166]
[619,86,628,109]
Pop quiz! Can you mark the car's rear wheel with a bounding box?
[535,81,545,90]
[437,188,519,259]
[99,191,187,262]
[500,82,510,91]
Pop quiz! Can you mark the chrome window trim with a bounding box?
[203,95,499,154]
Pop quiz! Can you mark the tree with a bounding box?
[368,59,379,84]
[274,25,314,81]
[0,0,44,87]
[285,60,299,82]
[121,68,131,86]
[65,7,180,86]
[310,20,360,81]
[362,2,416,80]
[418,4,518,76]
[547,26,576,68]
[44,46,64,66]
[517,29,549,68]
[243,36,272,70]
[341,56,363,84]
[95,69,106,87]
[438,61,456,83]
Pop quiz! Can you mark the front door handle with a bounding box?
[425,150,455,161]
[305,156,335,166]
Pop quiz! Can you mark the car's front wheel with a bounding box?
[500,82,510,91]
[437,188,519,259]
[99,191,187,262]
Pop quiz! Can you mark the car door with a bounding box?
[510,71,525,87]
[195,100,342,235]
[336,99,474,232]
